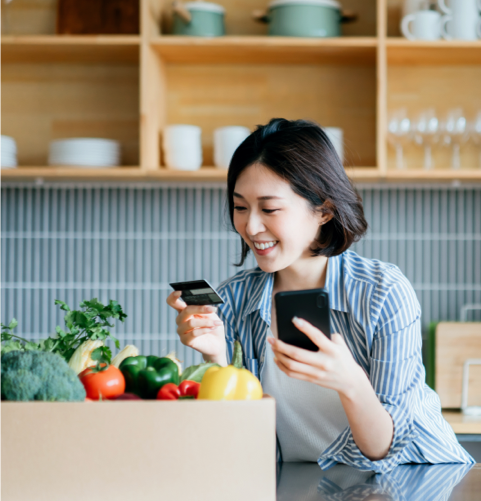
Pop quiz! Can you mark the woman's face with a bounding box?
[233,163,327,273]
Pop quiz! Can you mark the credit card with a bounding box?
[169,279,224,306]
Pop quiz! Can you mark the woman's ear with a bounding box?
[318,199,335,226]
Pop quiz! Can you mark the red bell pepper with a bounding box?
[157,380,200,400]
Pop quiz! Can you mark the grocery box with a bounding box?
[1,398,276,501]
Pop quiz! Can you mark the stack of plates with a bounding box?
[48,138,120,167]
[1,136,18,168]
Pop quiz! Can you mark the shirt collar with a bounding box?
[241,269,274,324]
[241,253,349,321]
[324,253,349,313]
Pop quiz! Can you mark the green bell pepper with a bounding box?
[119,355,179,399]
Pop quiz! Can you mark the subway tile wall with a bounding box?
[2,183,480,367]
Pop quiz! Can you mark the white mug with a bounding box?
[324,127,344,163]
[401,10,442,40]
[163,125,202,170]
[438,0,481,40]
[213,126,250,169]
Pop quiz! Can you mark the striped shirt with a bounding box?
[216,249,475,474]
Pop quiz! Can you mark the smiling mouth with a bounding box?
[253,241,278,250]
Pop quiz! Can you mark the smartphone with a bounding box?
[274,289,330,351]
[169,279,224,306]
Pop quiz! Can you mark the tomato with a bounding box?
[79,364,126,400]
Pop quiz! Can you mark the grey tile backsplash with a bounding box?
[2,183,480,367]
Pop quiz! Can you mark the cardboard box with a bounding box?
[1,398,276,501]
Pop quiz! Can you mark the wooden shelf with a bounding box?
[1,167,143,181]
[386,169,481,182]
[1,167,381,182]
[1,36,140,63]
[386,39,481,65]
[443,411,481,434]
[150,36,377,65]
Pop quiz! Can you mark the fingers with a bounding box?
[268,337,330,370]
[175,304,218,326]
[177,317,223,337]
[166,291,186,313]
[274,352,327,384]
[292,317,335,354]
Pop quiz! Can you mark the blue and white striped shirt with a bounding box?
[216,250,475,474]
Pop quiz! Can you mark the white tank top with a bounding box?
[262,328,349,462]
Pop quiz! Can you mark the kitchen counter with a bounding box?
[443,411,481,434]
[276,462,480,500]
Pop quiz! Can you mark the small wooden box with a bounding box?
[57,0,140,35]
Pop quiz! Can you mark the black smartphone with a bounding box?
[274,289,330,351]
[169,279,224,306]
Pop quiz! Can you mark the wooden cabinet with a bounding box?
[1,0,481,182]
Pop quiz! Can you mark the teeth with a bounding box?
[254,241,277,250]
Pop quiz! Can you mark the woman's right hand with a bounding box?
[166,291,228,366]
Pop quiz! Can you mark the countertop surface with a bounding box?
[276,462,480,500]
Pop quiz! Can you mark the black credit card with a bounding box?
[169,279,224,306]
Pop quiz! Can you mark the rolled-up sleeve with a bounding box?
[318,269,423,474]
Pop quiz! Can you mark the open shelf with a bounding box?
[1,35,140,64]
[386,39,481,66]
[150,36,377,65]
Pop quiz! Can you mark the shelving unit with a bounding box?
[1,0,481,182]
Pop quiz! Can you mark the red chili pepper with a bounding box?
[157,380,200,400]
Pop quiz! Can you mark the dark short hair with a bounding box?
[227,118,368,266]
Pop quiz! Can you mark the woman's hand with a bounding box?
[268,317,365,398]
[166,291,227,366]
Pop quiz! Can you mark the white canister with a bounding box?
[324,127,344,163]
[163,125,202,170]
[213,126,251,169]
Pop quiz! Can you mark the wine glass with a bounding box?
[387,108,412,169]
[471,111,481,168]
[442,108,469,170]
[413,109,440,170]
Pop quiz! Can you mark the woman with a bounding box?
[167,118,474,473]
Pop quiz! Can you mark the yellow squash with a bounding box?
[198,341,263,400]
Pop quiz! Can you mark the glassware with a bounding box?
[442,108,469,170]
[471,111,481,168]
[413,108,440,170]
[387,108,412,169]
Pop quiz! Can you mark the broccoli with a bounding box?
[1,350,86,402]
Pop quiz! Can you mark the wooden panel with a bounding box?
[1,63,140,166]
[387,65,481,171]
[158,0,377,37]
[386,0,403,37]
[435,323,481,409]
[151,37,377,65]
[1,36,140,64]
[162,63,376,168]
[56,0,139,35]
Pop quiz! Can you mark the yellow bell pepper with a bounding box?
[198,341,263,400]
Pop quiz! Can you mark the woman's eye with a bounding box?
[263,209,278,214]
[234,206,246,211]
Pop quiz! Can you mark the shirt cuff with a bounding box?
[317,404,418,474]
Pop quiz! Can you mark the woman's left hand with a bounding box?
[268,317,364,398]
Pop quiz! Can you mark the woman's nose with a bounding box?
[246,212,266,236]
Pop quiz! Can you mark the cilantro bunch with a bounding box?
[0,298,127,363]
